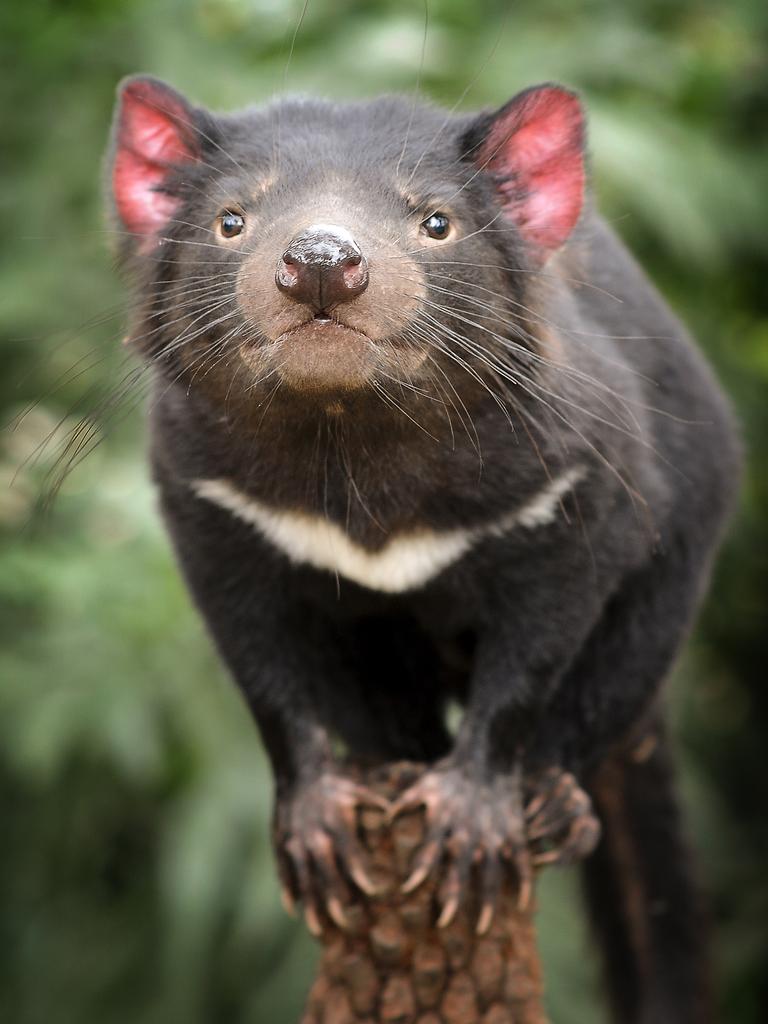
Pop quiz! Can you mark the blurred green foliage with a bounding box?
[1,0,767,1021]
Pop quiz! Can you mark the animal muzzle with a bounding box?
[275,223,369,313]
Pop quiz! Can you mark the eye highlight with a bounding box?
[219,210,245,238]
[421,212,451,240]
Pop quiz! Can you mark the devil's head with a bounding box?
[107,76,586,414]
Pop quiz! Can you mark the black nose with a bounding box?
[275,226,369,311]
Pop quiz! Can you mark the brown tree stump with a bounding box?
[300,763,548,1024]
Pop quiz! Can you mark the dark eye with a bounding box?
[219,210,245,238]
[421,212,451,239]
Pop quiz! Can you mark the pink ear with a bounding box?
[476,86,585,262]
[112,77,200,244]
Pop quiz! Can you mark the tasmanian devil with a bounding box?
[105,75,740,1023]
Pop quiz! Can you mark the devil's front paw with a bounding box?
[390,765,530,934]
[273,772,388,935]
[525,767,601,866]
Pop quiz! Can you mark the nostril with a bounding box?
[343,252,362,267]
[341,254,369,295]
[275,257,299,292]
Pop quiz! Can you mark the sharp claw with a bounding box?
[280,885,297,917]
[475,852,501,935]
[437,895,460,928]
[529,811,598,860]
[516,853,533,911]
[326,896,349,930]
[347,858,378,896]
[476,900,495,935]
[402,861,432,894]
[517,878,532,911]
[529,803,564,834]
[304,902,323,937]
[527,819,544,840]
[402,840,440,893]
[525,793,547,820]
[437,855,462,928]
[532,849,562,866]
[528,814,561,840]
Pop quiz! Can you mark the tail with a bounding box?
[582,724,714,1024]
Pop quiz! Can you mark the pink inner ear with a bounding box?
[479,87,585,260]
[113,81,198,242]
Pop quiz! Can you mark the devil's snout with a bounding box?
[275,224,369,312]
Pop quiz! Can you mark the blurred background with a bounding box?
[1,0,766,1020]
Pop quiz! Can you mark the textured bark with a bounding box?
[300,763,548,1024]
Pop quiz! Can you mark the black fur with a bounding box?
[106,77,741,1021]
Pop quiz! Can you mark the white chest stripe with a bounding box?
[192,466,585,594]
